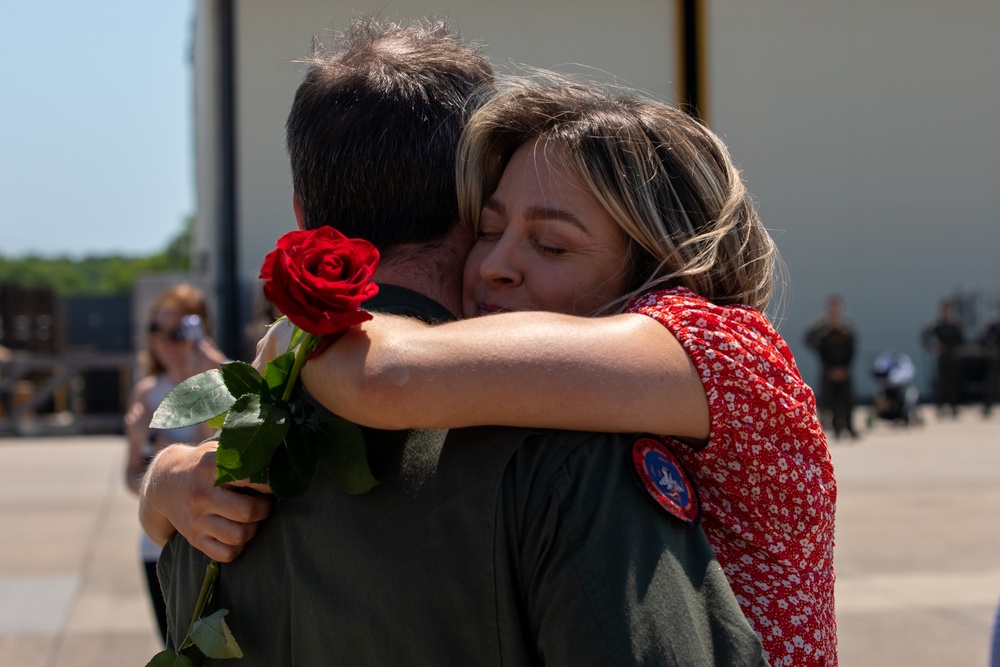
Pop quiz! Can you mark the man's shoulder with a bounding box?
[442,426,634,500]
[448,425,628,447]
[478,428,642,508]
[447,426,629,468]
[491,430,766,665]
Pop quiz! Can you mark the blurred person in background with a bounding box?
[805,294,858,439]
[921,298,965,417]
[123,284,225,642]
[991,594,1000,667]
[241,286,283,361]
[979,298,1000,418]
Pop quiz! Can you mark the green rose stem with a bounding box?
[176,560,221,654]
[173,329,316,662]
[282,332,317,401]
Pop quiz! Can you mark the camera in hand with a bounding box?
[179,314,205,342]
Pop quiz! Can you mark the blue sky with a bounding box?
[1,1,195,258]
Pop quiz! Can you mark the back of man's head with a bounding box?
[286,17,494,257]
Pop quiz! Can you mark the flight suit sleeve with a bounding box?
[503,431,767,667]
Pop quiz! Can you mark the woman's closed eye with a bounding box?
[475,228,503,242]
[533,238,567,255]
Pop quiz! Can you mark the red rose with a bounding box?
[260,227,379,340]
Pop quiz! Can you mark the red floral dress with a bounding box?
[627,287,837,667]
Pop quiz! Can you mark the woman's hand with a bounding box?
[252,318,296,373]
[139,441,274,562]
[187,337,228,377]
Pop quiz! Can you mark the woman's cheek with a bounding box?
[461,245,487,298]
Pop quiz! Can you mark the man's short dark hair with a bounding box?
[286,17,494,255]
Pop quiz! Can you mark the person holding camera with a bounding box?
[123,283,226,642]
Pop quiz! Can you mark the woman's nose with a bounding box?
[477,235,523,286]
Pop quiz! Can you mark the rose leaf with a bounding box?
[248,466,269,485]
[215,394,290,484]
[267,440,314,501]
[145,649,194,667]
[262,352,295,397]
[191,609,244,659]
[206,412,228,430]
[179,644,205,666]
[220,361,265,398]
[151,369,236,429]
[312,418,378,495]
[284,425,319,477]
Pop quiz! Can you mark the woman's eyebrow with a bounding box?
[524,206,590,235]
[483,196,505,216]
[484,195,592,236]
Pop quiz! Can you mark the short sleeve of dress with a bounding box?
[626,287,836,573]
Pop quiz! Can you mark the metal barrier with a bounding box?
[0,351,135,436]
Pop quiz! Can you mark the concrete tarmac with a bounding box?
[833,407,1000,666]
[0,436,161,667]
[0,409,998,666]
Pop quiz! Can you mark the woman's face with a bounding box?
[462,140,629,318]
[148,307,193,369]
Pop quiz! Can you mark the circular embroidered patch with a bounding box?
[630,435,701,525]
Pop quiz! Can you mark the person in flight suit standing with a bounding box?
[922,298,966,417]
[806,294,859,439]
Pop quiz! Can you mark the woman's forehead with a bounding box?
[152,308,184,323]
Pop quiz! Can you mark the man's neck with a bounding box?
[372,229,470,318]
[372,264,460,318]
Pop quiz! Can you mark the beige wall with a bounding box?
[195,0,677,300]
[194,0,1000,395]
[707,0,1000,393]
[190,0,221,277]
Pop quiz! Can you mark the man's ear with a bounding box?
[292,192,306,230]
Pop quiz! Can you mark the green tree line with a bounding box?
[0,219,192,296]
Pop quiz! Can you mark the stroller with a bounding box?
[869,351,922,426]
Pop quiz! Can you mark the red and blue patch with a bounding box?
[630,435,701,525]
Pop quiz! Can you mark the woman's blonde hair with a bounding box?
[457,75,779,312]
[143,284,211,376]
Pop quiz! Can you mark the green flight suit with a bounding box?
[158,285,766,666]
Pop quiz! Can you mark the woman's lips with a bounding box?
[477,302,510,316]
